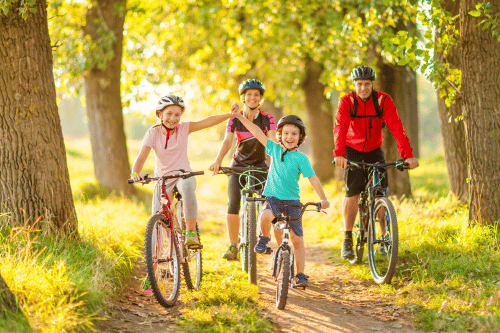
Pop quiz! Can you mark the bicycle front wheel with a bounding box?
[144,214,181,307]
[275,248,291,310]
[367,197,399,284]
[247,199,258,285]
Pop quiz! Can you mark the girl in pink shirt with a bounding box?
[131,95,235,248]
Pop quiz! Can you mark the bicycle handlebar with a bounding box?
[347,160,409,171]
[217,166,269,175]
[247,197,322,219]
[128,170,204,184]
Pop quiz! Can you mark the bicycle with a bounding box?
[217,166,268,285]
[247,197,322,309]
[345,160,409,284]
[128,169,204,307]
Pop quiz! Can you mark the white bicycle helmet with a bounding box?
[155,95,185,115]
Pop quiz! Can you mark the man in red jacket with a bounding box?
[333,65,419,260]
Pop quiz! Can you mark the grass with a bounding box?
[1,137,499,332]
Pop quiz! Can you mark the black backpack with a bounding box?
[350,90,383,119]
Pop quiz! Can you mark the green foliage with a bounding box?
[49,0,119,97]
[382,1,461,107]
[0,0,36,20]
[471,2,500,43]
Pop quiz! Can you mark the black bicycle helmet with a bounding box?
[155,94,185,116]
[277,115,306,135]
[350,66,376,81]
[238,79,266,96]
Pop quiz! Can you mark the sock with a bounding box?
[345,231,353,239]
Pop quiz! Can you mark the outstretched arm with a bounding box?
[232,103,269,146]
[131,145,152,182]
[308,175,330,209]
[189,112,234,133]
[209,131,234,175]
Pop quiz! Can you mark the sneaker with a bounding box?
[294,273,309,288]
[341,238,355,259]
[184,231,203,250]
[254,236,271,254]
[222,245,238,261]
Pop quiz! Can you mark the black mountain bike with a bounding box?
[347,160,409,284]
[248,197,322,309]
[218,166,267,285]
[128,170,204,307]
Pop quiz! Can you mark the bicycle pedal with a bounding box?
[264,247,272,255]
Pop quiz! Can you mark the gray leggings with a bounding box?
[152,176,198,219]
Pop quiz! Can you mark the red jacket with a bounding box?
[333,91,413,159]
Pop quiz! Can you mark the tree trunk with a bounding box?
[376,62,414,198]
[461,0,500,225]
[435,0,468,203]
[84,0,134,195]
[301,57,335,182]
[0,0,78,233]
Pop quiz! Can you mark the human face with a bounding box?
[279,124,301,150]
[354,79,373,101]
[158,105,183,129]
[243,89,262,109]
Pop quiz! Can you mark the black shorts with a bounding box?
[344,146,388,197]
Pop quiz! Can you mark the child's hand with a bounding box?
[231,103,240,115]
[320,199,330,210]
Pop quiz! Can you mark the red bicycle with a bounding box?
[129,169,204,307]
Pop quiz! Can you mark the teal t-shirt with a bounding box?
[262,140,315,200]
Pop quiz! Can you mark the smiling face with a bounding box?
[278,124,301,150]
[158,105,184,129]
[354,79,374,101]
[242,88,262,109]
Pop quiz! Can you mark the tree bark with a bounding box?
[84,0,134,195]
[436,0,468,203]
[376,62,415,198]
[301,57,335,182]
[461,0,500,225]
[261,99,283,122]
[0,0,77,233]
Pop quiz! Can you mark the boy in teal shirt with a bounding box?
[232,103,330,287]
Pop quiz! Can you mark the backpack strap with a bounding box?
[350,90,383,119]
[372,90,383,118]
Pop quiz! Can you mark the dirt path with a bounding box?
[256,244,422,333]
[97,184,422,333]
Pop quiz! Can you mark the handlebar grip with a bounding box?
[128,179,134,184]
[191,171,204,176]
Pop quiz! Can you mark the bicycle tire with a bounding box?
[240,200,249,272]
[275,249,290,310]
[180,218,203,291]
[144,214,181,308]
[367,197,399,284]
[247,199,258,285]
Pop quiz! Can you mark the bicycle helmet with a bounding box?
[155,94,185,116]
[277,115,306,147]
[238,79,266,96]
[350,66,376,81]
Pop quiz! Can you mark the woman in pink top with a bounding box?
[131,95,236,249]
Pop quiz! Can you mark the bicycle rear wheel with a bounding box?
[144,214,181,307]
[349,207,368,265]
[367,197,398,284]
[275,248,290,310]
[176,200,203,290]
